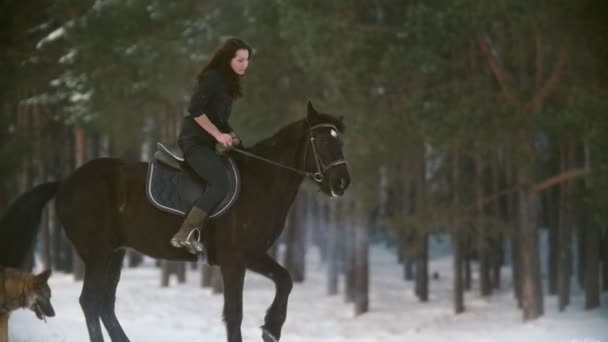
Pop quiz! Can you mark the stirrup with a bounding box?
[185,227,201,243]
[183,228,205,254]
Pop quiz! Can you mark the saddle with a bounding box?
[146,143,240,218]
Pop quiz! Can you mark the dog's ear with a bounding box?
[37,269,52,284]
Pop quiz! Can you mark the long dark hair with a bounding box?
[197,38,252,99]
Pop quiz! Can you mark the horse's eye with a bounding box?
[330,129,338,138]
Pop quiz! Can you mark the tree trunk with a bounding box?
[310,197,327,262]
[414,233,429,302]
[511,235,522,307]
[558,144,573,311]
[464,240,472,291]
[211,267,224,294]
[602,229,608,292]
[343,200,356,303]
[547,186,559,295]
[584,144,600,309]
[72,127,86,281]
[161,260,171,287]
[506,162,522,307]
[577,226,586,289]
[491,155,503,290]
[201,264,213,288]
[584,224,600,309]
[518,166,544,321]
[452,146,465,313]
[327,199,340,296]
[161,260,186,287]
[476,148,492,297]
[353,201,369,315]
[452,232,465,313]
[414,157,429,302]
[404,257,415,281]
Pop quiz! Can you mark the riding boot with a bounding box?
[170,206,208,254]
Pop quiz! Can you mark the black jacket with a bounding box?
[178,69,233,152]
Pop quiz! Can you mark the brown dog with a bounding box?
[0,267,55,342]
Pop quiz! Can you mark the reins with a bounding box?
[230,146,313,177]
[227,123,348,182]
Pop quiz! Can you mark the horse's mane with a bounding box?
[247,113,345,154]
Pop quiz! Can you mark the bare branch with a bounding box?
[526,48,569,113]
[477,35,521,107]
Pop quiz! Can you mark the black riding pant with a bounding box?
[182,144,230,213]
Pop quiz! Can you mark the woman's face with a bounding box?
[230,49,250,76]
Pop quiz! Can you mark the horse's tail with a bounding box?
[0,181,61,268]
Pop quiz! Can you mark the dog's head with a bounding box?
[26,269,55,320]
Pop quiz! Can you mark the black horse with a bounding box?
[0,102,350,342]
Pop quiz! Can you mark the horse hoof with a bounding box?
[261,328,279,342]
[169,238,182,248]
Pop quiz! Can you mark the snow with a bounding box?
[36,27,66,49]
[8,245,608,342]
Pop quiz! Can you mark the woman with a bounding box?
[170,38,251,254]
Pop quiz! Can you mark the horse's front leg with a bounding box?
[246,253,293,342]
[220,264,246,342]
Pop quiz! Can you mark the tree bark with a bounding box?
[578,226,586,289]
[161,260,186,287]
[343,200,356,303]
[354,201,369,315]
[464,241,472,291]
[518,166,544,320]
[584,223,600,309]
[201,264,213,288]
[161,261,171,287]
[504,159,522,306]
[547,186,559,295]
[584,144,600,309]
[452,146,465,313]
[327,199,340,296]
[211,267,224,294]
[602,229,608,292]
[491,154,503,290]
[72,127,86,281]
[476,147,492,297]
[558,143,573,311]
[415,233,429,302]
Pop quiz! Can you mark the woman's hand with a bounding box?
[215,133,234,148]
[229,132,241,146]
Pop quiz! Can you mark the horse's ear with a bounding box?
[37,269,52,284]
[307,100,319,121]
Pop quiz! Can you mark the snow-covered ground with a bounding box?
[9,244,608,342]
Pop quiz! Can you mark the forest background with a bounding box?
[2,0,608,321]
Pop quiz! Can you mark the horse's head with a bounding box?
[304,101,351,197]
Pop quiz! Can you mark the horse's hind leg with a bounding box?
[100,249,130,342]
[246,254,293,342]
[80,258,110,342]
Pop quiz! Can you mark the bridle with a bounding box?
[230,123,348,183]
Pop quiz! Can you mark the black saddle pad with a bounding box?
[145,157,240,218]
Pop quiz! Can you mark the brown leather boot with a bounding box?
[170,207,208,254]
